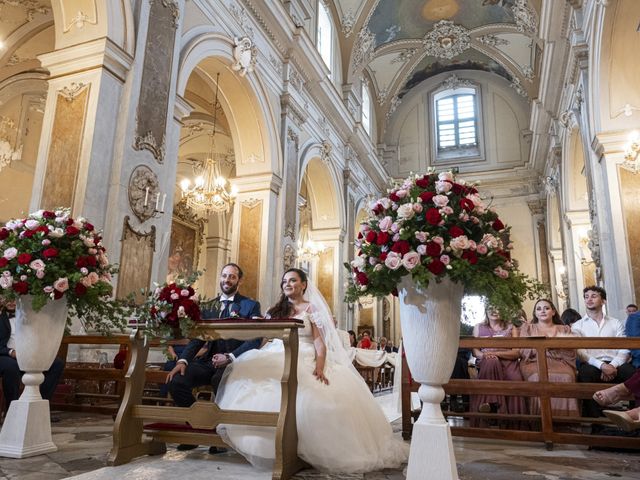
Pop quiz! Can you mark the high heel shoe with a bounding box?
[603,410,640,432]
[593,383,629,406]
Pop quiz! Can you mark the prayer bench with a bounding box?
[108,318,307,480]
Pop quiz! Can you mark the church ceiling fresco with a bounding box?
[334,0,540,118]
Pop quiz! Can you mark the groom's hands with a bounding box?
[166,362,186,383]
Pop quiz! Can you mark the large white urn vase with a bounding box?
[0,295,68,458]
[398,276,464,480]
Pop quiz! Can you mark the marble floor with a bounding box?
[0,411,638,480]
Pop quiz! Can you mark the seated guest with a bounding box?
[571,286,635,418]
[627,304,638,315]
[378,337,392,353]
[357,331,372,349]
[560,308,582,327]
[347,330,357,348]
[594,371,640,431]
[626,311,640,368]
[470,307,527,426]
[519,299,579,417]
[0,301,64,407]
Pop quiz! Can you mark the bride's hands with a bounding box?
[313,366,329,385]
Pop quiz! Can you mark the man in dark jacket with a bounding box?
[0,301,64,407]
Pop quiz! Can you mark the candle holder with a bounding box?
[128,166,165,222]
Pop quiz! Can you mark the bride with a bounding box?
[216,268,408,473]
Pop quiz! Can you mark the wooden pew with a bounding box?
[108,318,307,480]
[402,336,640,450]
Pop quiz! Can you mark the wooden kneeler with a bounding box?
[108,319,307,480]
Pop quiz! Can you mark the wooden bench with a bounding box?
[402,336,640,450]
[108,318,307,480]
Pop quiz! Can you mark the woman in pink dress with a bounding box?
[519,299,579,418]
[470,308,527,427]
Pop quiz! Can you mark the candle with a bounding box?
[161,193,166,212]
[155,192,160,210]
[144,187,149,206]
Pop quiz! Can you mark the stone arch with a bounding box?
[176,29,279,177]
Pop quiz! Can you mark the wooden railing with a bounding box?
[402,336,640,450]
[108,319,307,480]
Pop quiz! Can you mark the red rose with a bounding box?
[459,198,475,212]
[66,226,80,236]
[426,241,442,257]
[391,240,411,255]
[17,253,31,265]
[23,229,35,238]
[462,250,478,265]
[451,183,465,195]
[42,248,59,258]
[54,289,64,299]
[365,231,377,243]
[42,211,56,219]
[36,225,49,234]
[492,219,505,231]
[425,208,442,225]
[12,281,29,295]
[357,232,363,239]
[391,288,398,297]
[389,192,400,202]
[379,252,388,262]
[356,272,369,286]
[74,283,87,296]
[376,231,390,245]
[416,176,430,188]
[93,235,102,245]
[84,222,94,231]
[0,258,7,268]
[372,204,383,215]
[0,228,9,240]
[76,257,88,268]
[427,260,445,275]
[497,250,512,261]
[85,255,97,267]
[66,218,74,226]
[419,191,435,203]
[448,226,464,238]
[469,187,478,194]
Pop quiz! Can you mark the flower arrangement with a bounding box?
[345,171,546,316]
[133,271,204,340]
[0,208,128,333]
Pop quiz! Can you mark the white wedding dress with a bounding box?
[216,309,408,473]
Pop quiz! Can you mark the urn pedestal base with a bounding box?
[0,399,57,458]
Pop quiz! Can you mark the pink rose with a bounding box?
[390,223,400,233]
[441,206,454,215]
[401,251,421,270]
[42,239,51,246]
[0,275,12,289]
[412,203,423,213]
[43,286,54,293]
[433,236,444,245]
[396,204,415,220]
[25,219,40,230]
[87,272,99,285]
[440,255,450,265]
[415,231,428,243]
[378,216,393,232]
[417,244,427,255]
[450,235,471,251]
[433,194,449,207]
[396,189,408,199]
[477,244,488,255]
[53,277,69,292]
[36,270,45,279]
[29,259,45,271]
[435,181,452,193]
[494,267,509,279]
[384,252,402,270]
[170,293,179,300]
[3,247,17,260]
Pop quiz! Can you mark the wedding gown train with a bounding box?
[216,312,409,473]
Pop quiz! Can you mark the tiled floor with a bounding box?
[0,411,638,479]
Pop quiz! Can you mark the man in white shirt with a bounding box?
[571,286,635,418]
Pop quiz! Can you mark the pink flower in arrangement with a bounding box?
[53,277,69,292]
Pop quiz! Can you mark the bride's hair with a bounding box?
[267,268,308,318]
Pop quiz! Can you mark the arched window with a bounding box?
[316,1,333,76]
[362,83,372,136]
[433,86,480,160]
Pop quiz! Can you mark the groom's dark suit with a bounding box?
[168,293,261,407]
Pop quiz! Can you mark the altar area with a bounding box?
[0,409,638,480]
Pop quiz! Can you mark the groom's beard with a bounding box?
[220,281,239,296]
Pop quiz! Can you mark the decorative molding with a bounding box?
[352,27,375,72]
[283,243,296,269]
[0,0,50,22]
[422,20,470,60]
[511,0,538,35]
[58,82,88,102]
[241,197,262,209]
[62,10,98,33]
[320,140,332,164]
[228,3,255,39]
[6,53,28,66]
[0,116,21,172]
[150,0,179,28]
[128,165,160,223]
[268,53,283,76]
[173,198,207,235]
[386,96,401,119]
[289,67,303,91]
[522,65,534,81]
[477,34,509,47]
[510,77,528,98]
[232,36,257,77]
[133,130,166,162]
[391,48,418,64]
[440,74,474,90]
[287,127,299,148]
[341,10,356,37]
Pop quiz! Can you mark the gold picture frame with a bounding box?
[167,200,207,282]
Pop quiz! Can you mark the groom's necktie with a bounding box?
[220,300,231,318]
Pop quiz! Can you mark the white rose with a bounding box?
[450,235,471,251]
[432,194,449,207]
[397,203,415,220]
[351,256,365,269]
[379,198,392,209]
[0,275,13,289]
[3,247,17,260]
[435,181,452,193]
[438,171,454,182]
[25,219,40,230]
[49,228,64,238]
[30,210,44,219]
[378,216,393,232]
[401,251,421,270]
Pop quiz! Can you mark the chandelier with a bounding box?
[180,73,237,213]
[622,131,640,174]
[296,199,326,260]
